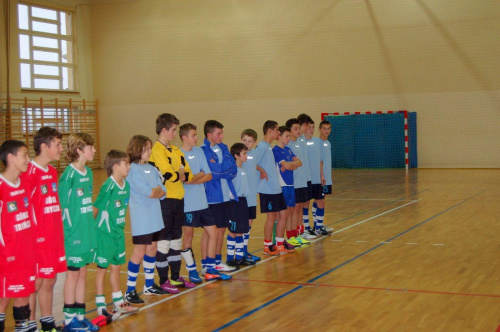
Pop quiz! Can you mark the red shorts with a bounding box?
[0,266,36,298]
[37,248,68,278]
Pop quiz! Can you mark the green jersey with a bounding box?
[94,176,130,239]
[59,164,95,255]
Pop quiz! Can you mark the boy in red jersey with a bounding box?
[21,127,67,332]
[0,140,36,332]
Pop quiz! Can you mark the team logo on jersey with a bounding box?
[115,200,122,208]
[24,197,29,207]
[7,201,18,212]
[41,184,48,195]
[76,188,84,197]
[52,182,58,192]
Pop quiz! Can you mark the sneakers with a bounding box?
[63,318,88,331]
[143,283,168,295]
[125,290,145,305]
[245,252,261,262]
[295,235,310,245]
[91,315,108,328]
[263,245,279,256]
[325,226,334,232]
[113,302,139,315]
[287,237,301,247]
[159,280,180,294]
[276,242,296,254]
[171,276,196,288]
[300,230,317,239]
[314,227,330,236]
[189,270,203,284]
[79,318,99,331]
[98,308,120,324]
[225,260,241,268]
[205,269,232,281]
[238,257,256,266]
[216,262,238,272]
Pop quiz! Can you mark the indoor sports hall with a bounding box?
[1,0,499,331]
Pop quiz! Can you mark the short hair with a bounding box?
[204,120,224,137]
[179,123,197,140]
[230,143,248,159]
[66,133,94,163]
[278,126,290,136]
[33,127,63,156]
[0,140,27,167]
[127,135,152,164]
[285,118,300,129]
[262,120,278,135]
[104,150,128,176]
[319,120,331,128]
[241,129,257,140]
[156,113,180,135]
[297,113,313,126]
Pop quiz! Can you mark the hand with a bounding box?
[210,159,216,163]
[149,186,165,198]
[321,176,326,186]
[178,168,186,182]
[280,165,286,172]
[260,169,268,180]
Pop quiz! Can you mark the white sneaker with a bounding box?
[216,262,237,272]
[201,267,207,276]
[325,226,334,232]
[300,231,317,239]
[114,302,140,314]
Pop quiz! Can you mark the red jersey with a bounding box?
[20,162,65,251]
[0,175,36,271]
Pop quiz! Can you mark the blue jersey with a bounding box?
[242,149,258,207]
[233,166,250,198]
[272,145,295,187]
[256,140,281,195]
[306,137,322,184]
[321,139,332,186]
[298,135,311,181]
[211,144,231,202]
[286,139,307,189]
[127,163,165,236]
[181,146,211,212]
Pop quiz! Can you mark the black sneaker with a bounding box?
[238,257,256,266]
[226,260,241,268]
[125,290,145,305]
[143,283,168,296]
[314,227,330,236]
[306,228,317,237]
[284,241,296,250]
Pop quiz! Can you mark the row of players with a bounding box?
[0,112,332,331]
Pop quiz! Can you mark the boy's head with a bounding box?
[297,113,313,134]
[319,120,332,138]
[230,143,248,163]
[263,120,279,140]
[104,149,129,177]
[277,126,292,146]
[241,129,257,150]
[0,140,30,171]
[66,133,94,163]
[33,126,63,160]
[285,118,300,139]
[156,113,180,143]
[179,123,198,147]
[204,120,224,144]
[306,119,315,137]
[127,135,152,164]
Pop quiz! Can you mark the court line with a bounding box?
[328,198,417,201]
[230,278,500,299]
[213,192,479,331]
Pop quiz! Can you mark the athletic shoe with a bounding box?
[236,257,256,266]
[90,316,107,328]
[306,228,318,237]
[206,269,232,281]
[263,245,279,256]
[314,227,330,236]
[63,318,88,331]
[300,231,317,240]
[295,235,310,245]
[98,308,119,324]
[276,242,296,254]
[201,267,207,276]
[189,270,203,284]
[143,283,168,295]
[113,302,139,315]
[226,260,241,268]
[325,226,334,232]
[245,252,261,262]
[216,262,238,272]
[287,237,301,247]
[171,276,196,288]
[79,318,99,331]
[159,280,180,294]
[125,290,145,304]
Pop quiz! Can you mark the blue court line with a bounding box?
[213,191,480,331]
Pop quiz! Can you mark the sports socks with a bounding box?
[63,304,76,325]
[40,316,56,331]
[181,248,197,272]
[156,240,170,285]
[275,237,284,247]
[74,302,85,321]
[243,226,251,254]
[28,320,36,331]
[286,230,294,239]
[0,313,5,332]
[95,295,106,315]
[312,202,317,228]
[215,254,222,266]
[315,207,325,229]
[126,260,140,293]
[143,254,156,288]
[226,235,236,261]
[201,258,207,269]
[206,257,217,273]
[303,207,311,230]
[235,236,244,260]
[167,239,182,281]
[13,305,30,332]
[112,291,125,306]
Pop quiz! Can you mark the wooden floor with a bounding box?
[7,168,500,331]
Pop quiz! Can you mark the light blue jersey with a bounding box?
[242,149,258,207]
[181,146,211,212]
[321,139,332,186]
[211,144,231,202]
[306,137,322,184]
[233,166,250,198]
[127,163,165,236]
[256,140,282,195]
[298,135,311,182]
[286,139,307,189]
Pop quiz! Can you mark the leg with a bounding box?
[38,277,56,317]
[200,229,208,260]
[264,212,278,241]
[95,267,107,316]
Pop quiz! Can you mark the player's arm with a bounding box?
[128,167,165,199]
[93,183,110,219]
[320,160,326,185]
[179,152,193,182]
[150,148,180,184]
[256,164,268,180]
[201,147,231,181]
[58,173,72,210]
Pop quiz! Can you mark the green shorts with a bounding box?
[95,232,126,268]
[67,250,95,269]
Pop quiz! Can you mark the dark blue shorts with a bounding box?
[311,184,325,200]
[322,185,332,195]
[248,206,257,220]
[184,208,216,228]
[228,197,250,234]
[259,193,287,213]
[209,201,232,229]
[294,187,309,204]
[307,181,312,201]
[282,186,296,208]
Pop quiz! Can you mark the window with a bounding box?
[17,3,76,91]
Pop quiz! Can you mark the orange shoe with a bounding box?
[263,245,279,256]
[276,242,296,254]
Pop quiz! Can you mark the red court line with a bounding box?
[233,278,500,299]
